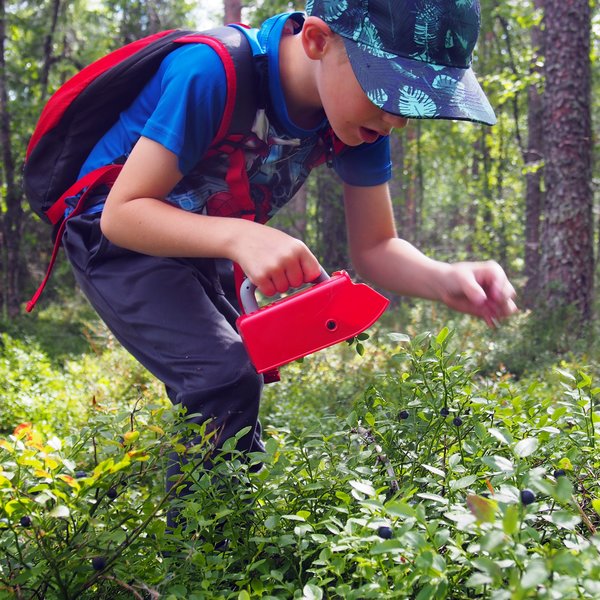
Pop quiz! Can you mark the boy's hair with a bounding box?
[306,0,496,126]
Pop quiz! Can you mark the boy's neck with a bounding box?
[279,33,325,130]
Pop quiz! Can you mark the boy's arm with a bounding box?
[100,136,321,296]
[343,182,517,326]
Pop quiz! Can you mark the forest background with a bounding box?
[0,1,599,598]
[0,0,598,339]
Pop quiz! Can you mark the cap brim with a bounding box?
[342,38,497,126]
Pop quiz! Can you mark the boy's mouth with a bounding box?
[359,127,381,144]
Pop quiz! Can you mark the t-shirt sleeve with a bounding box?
[140,44,228,175]
[332,135,392,187]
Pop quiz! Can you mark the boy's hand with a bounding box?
[230,223,322,297]
[438,261,518,327]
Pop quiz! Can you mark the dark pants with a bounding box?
[62,213,265,506]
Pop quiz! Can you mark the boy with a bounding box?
[61,0,516,497]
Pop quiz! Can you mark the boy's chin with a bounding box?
[335,127,381,147]
[334,130,369,147]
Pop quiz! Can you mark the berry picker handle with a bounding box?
[239,268,330,314]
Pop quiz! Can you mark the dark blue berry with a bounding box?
[398,410,409,420]
[107,487,118,500]
[520,489,536,505]
[553,469,566,479]
[377,526,393,539]
[440,408,450,417]
[452,417,463,427]
[92,556,107,571]
[75,471,87,479]
[20,516,31,527]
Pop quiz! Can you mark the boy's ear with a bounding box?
[301,16,337,59]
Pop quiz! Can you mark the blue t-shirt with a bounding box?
[79,12,392,219]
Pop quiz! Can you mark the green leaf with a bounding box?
[48,505,69,518]
[466,494,498,523]
[436,327,450,344]
[503,504,520,535]
[349,479,375,496]
[385,500,416,518]
[591,499,600,516]
[513,437,539,458]
[264,515,278,530]
[482,455,514,473]
[546,510,581,530]
[450,475,477,490]
[554,368,576,381]
[554,476,574,503]
[551,550,584,575]
[488,427,513,445]
[421,464,445,477]
[521,560,549,589]
[388,332,410,343]
[302,583,323,600]
[370,539,405,555]
[471,556,503,581]
[557,457,573,471]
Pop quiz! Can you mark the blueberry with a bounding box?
[92,556,107,571]
[553,469,566,479]
[377,526,393,539]
[20,516,31,527]
[107,487,118,500]
[452,417,463,427]
[215,538,230,551]
[440,408,450,417]
[75,471,87,479]
[398,410,409,420]
[520,489,536,505]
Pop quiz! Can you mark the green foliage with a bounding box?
[1,325,599,598]
[0,320,158,436]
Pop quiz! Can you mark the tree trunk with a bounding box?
[522,0,544,307]
[0,0,23,317]
[389,131,406,235]
[223,0,242,25]
[401,124,421,246]
[316,167,347,275]
[539,0,593,323]
[39,0,62,101]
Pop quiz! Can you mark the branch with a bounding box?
[353,426,399,493]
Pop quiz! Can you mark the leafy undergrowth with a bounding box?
[0,324,599,599]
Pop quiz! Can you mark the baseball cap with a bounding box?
[305,0,496,125]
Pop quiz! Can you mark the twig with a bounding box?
[99,575,155,599]
[572,497,597,535]
[354,427,399,493]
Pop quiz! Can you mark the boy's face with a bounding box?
[316,38,408,146]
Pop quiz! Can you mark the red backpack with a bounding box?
[24,25,258,312]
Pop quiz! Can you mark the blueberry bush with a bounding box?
[0,323,599,599]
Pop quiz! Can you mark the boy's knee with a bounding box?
[210,341,262,393]
[174,342,263,417]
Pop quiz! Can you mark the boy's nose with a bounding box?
[382,113,409,130]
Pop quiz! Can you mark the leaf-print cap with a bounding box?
[305,0,496,125]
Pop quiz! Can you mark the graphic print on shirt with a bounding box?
[166,108,328,224]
